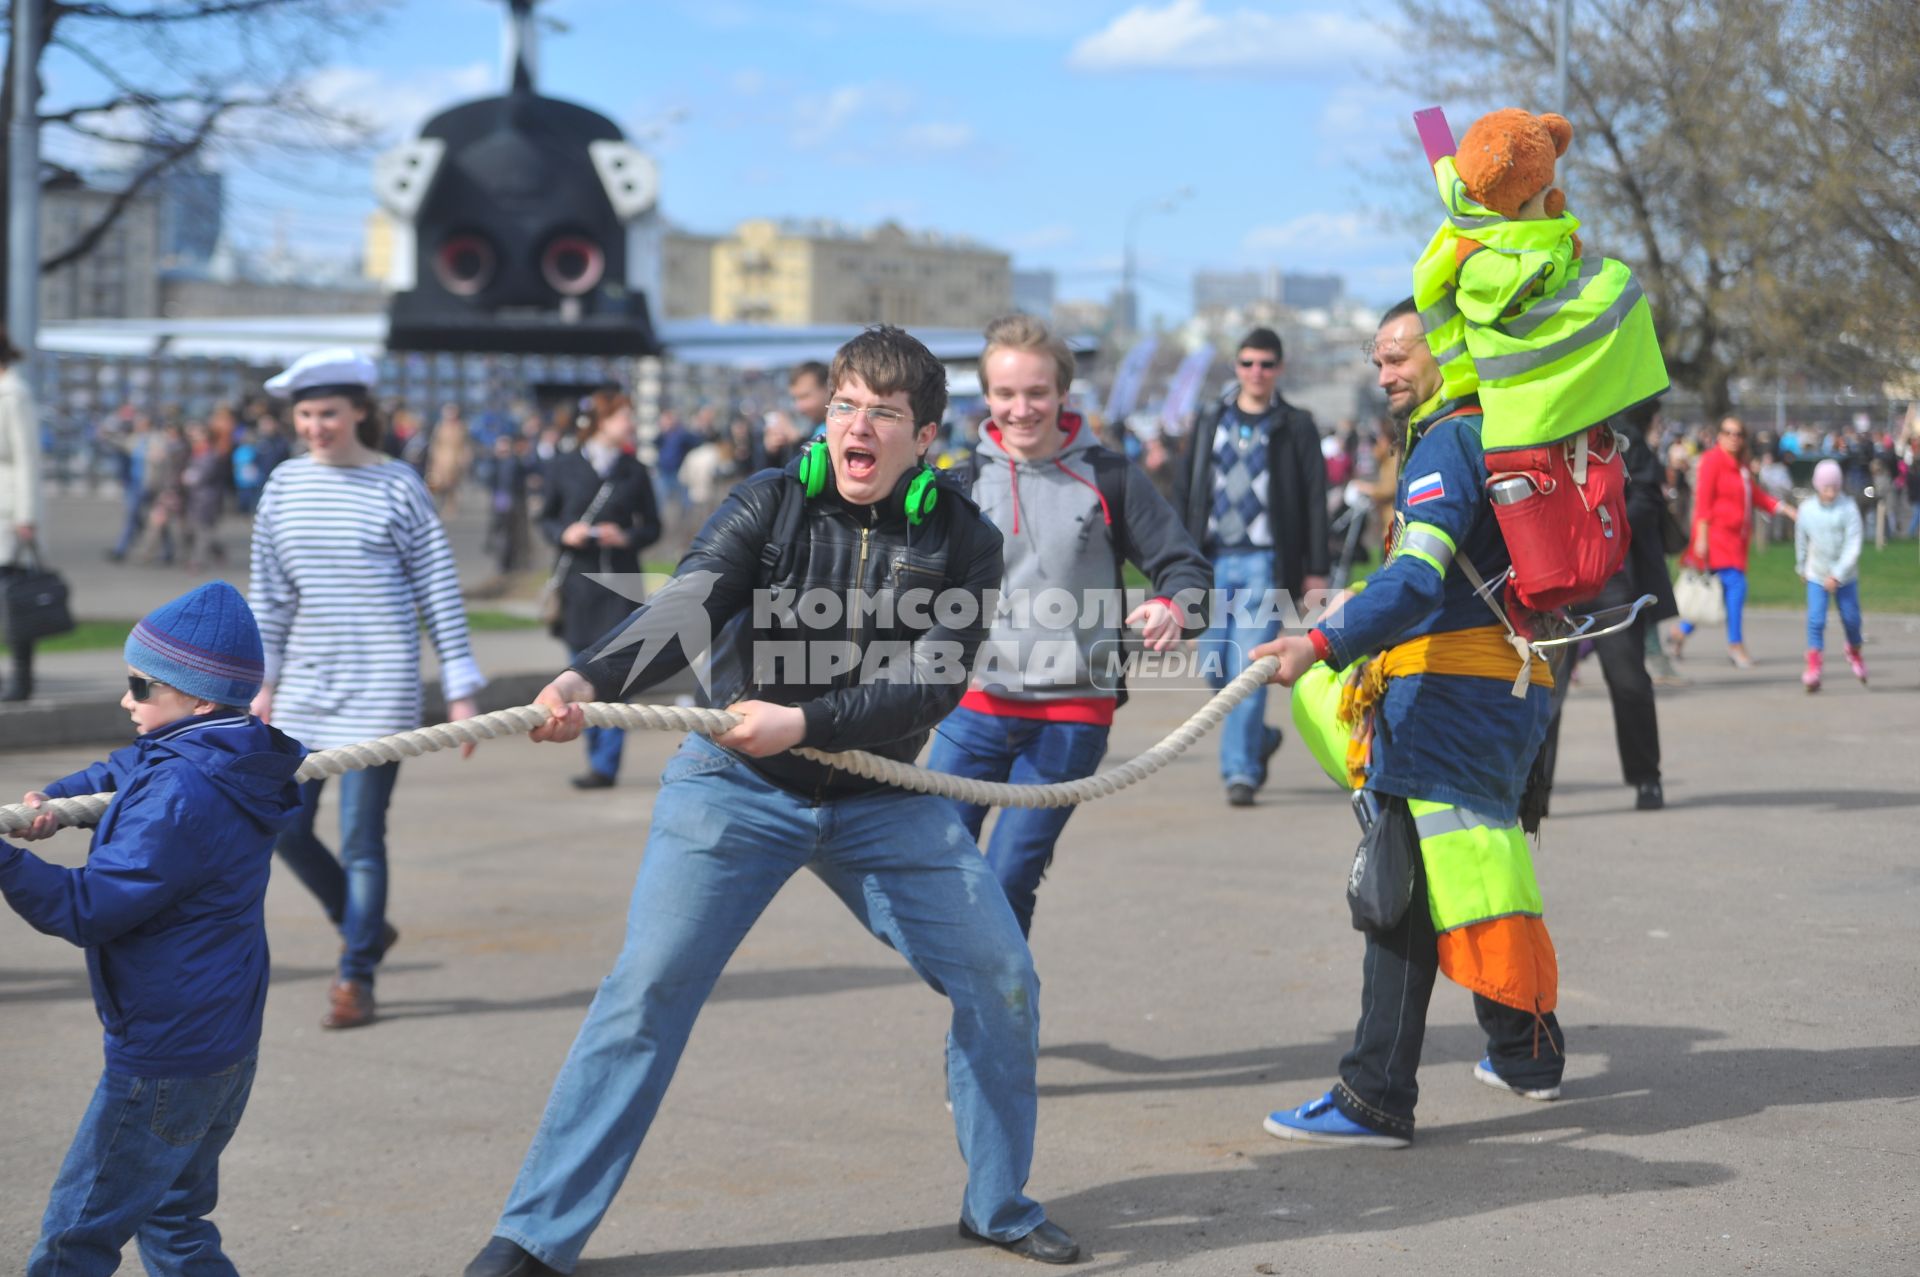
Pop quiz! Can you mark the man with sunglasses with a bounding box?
[1179,327,1331,806]
[464,327,1080,1277]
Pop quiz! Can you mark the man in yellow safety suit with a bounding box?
[1252,298,1565,1148]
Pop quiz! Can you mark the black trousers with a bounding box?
[1538,572,1662,790]
[1,566,34,695]
[1331,799,1565,1140]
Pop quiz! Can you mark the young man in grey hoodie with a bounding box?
[927,314,1212,936]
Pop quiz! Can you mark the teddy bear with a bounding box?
[1454,107,1573,222]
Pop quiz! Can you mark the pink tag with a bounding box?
[1414,107,1455,166]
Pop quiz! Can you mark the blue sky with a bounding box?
[49,0,1442,319]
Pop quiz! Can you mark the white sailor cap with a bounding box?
[265,348,380,402]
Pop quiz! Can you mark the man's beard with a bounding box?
[1384,406,1411,456]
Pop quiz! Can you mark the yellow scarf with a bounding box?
[1338,625,1554,787]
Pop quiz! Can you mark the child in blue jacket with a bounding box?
[0,581,305,1277]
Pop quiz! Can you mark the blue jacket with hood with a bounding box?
[0,713,305,1076]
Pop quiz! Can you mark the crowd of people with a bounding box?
[0,298,1910,1276]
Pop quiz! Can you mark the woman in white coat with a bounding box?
[0,328,44,701]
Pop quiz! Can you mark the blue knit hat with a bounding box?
[124,582,265,707]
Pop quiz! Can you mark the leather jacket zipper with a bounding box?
[815,514,874,803]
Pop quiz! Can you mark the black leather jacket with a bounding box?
[571,465,1004,800]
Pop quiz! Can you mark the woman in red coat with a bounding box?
[1674,417,1795,667]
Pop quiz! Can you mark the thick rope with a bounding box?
[0,655,1279,835]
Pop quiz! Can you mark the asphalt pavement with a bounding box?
[1,485,1916,1275]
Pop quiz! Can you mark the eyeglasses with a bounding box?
[1720,428,1744,438]
[127,675,173,702]
[825,400,911,427]
[1238,358,1278,370]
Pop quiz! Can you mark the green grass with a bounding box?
[1134,538,1920,613]
[1735,540,1920,613]
[0,619,143,655]
[463,609,543,632]
[24,547,1910,658]
[2,610,545,655]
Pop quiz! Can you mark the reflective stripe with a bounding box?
[1399,526,1456,572]
[1449,211,1505,230]
[1474,277,1646,380]
[1498,258,1607,339]
[1401,545,1446,576]
[1409,798,1543,934]
[1413,804,1506,840]
[1419,295,1460,330]
[1433,341,1468,367]
[1404,520,1457,552]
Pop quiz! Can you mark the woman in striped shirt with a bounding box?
[248,349,486,1031]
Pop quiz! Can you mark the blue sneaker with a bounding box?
[1473,1057,1561,1101]
[1263,1091,1410,1148]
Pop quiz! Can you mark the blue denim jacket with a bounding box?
[1317,400,1551,819]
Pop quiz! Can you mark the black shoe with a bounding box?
[1256,724,1284,786]
[1635,780,1664,811]
[464,1236,561,1277]
[569,771,616,790]
[960,1219,1081,1265]
[1227,783,1256,808]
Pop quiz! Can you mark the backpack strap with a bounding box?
[1452,553,1535,699]
[758,474,809,588]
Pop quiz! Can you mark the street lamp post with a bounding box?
[9,0,43,353]
[1120,185,1191,334]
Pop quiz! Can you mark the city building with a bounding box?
[660,229,717,320]
[1192,268,1345,317]
[1012,268,1057,319]
[1180,296,1380,429]
[153,161,225,271]
[1192,269,1264,315]
[40,177,163,321]
[1053,298,1115,336]
[707,218,1010,327]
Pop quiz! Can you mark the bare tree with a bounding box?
[1391,0,1920,416]
[0,0,394,302]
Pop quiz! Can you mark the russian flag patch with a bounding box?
[1407,472,1446,505]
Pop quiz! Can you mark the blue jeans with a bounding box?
[1198,549,1282,787]
[492,737,1046,1272]
[113,484,147,558]
[1679,567,1749,645]
[273,762,402,984]
[571,647,625,779]
[926,706,1110,937]
[30,1053,258,1277]
[1806,579,1864,650]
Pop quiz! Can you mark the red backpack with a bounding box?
[1483,423,1632,621]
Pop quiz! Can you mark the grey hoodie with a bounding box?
[967,416,1211,704]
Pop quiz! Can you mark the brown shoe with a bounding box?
[321,979,375,1030]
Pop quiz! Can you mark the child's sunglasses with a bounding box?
[127,675,173,702]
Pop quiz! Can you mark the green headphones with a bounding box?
[797,442,939,526]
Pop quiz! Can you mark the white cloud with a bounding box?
[1242,210,1392,255]
[301,62,494,144]
[790,82,914,149]
[1316,80,1423,164]
[728,68,768,97]
[1068,0,1381,73]
[899,121,975,152]
[1009,223,1080,253]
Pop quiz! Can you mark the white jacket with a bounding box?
[1795,494,1863,586]
[0,366,43,564]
